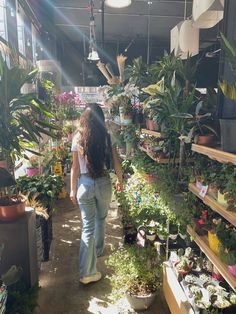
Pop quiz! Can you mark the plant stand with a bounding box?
[0,208,38,288]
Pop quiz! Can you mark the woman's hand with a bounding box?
[116,181,123,192]
[70,192,77,205]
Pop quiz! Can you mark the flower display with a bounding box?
[54,91,83,107]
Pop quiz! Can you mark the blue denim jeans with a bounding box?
[77,174,112,278]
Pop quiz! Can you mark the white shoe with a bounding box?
[80,272,102,284]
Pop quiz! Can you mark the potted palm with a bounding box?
[0,168,25,221]
[106,245,162,311]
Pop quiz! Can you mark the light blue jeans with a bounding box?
[77,174,112,278]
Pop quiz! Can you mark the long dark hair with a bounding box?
[78,103,111,178]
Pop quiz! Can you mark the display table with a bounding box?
[0,208,38,288]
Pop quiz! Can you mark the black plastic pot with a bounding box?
[123,226,137,245]
[220,119,236,153]
[125,290,157,311]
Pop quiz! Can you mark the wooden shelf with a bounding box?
[139,146,179,164]
[141,128,165,138]
[107,119,132,127]
[189,183,236,227]
[192,144,236,165]
[163,263,195,314]
[187,226,236,292]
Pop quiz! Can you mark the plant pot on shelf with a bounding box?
[220,119,236,153]
[217,190,228,207]
[122,114,133,125]
[208,231,220,255]
[228,264,236,278]
[146,119,158,131]
[125,290,157,311]
[0,160,7,169]
[197,134,216,147]
[26,167,39,177]
[0,199,26,221]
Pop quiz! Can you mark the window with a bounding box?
[0,0,7,40]
[16,4,25,55]
[32,24,37,64]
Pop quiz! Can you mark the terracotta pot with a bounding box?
[197,134,215,147]
[146,119,157,131]
[26,167,39,177]
[228,264,236,278]
[208,184,217,198]
[0,160,7,169]
[208,231,220,255]
[0,201,26,221]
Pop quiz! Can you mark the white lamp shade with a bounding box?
[105,0,131,8]
[88,49,100,61]
[192,0,224,29]
[170,20,199,59]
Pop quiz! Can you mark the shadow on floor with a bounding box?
[36,194,170,314]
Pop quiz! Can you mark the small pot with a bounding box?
[228,264,236,278]
[217,190,228,207]
[208,231,220,255]
[0,160,7,169]
[197,134,216,147]
[146,119,158,131]
[169,234,178,241]
[122,115,133,125]
[26,167,39,177]
[125,290,157,311]
[0,200,26,221]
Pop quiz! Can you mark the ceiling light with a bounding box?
[105,0,131,9]
[88,49,100,61]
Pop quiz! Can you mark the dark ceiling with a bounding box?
[51,0,219,49]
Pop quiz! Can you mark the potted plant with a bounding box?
[0,243,23,313]
[106,245,162,311]
[216,222,236,277]
[0,168,26,221]
[0,52,59,172]
[26,155,41,177]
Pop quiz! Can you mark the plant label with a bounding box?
[199,185,208,198]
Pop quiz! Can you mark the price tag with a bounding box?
[199,185,208,198]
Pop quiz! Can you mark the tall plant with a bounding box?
[0,53,59,170]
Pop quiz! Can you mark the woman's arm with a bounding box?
[111,146,123,191]
[70,151,80,204]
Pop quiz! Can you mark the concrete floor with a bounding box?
[36,193,171,314]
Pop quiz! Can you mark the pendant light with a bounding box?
[87,0,100,61]
[192,0,224,29]
[105,0,131,9]
[170,0,199,59]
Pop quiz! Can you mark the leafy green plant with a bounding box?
[0,53,59,170]
[16,174,65,207]
[219,33,236,101]
[106,245,162,301]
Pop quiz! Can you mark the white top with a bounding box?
[71,132,115,174]
[71,133,88,174]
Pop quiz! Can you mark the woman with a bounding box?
[70,103,123,284]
